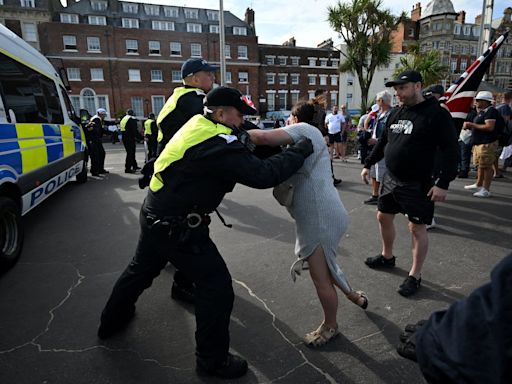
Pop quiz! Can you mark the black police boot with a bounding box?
[196,353,248,379]
[171,282,195,304]
[97,310,135,339]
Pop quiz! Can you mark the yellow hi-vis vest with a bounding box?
[149,115,232,192]
[156,87,204,142]
[144,119,154,135]
[120,115,133,131]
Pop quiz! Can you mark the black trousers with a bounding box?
[123,137,137,171]
[88,139,105,174]
[100,210,234,362]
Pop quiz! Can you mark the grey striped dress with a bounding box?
[277,123,352,293]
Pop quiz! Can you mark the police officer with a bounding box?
[98,87,314,379]
[144,113,157,161]
[87,108,108,177]
[120,109,140,173]
[156,57,218,154]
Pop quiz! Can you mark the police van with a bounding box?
[0,24,87,272]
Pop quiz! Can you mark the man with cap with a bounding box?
[97,87,314,379]
[462,90,500,197]
[87,108,108,177]
[360,70,458,297]
[119,109,140,173]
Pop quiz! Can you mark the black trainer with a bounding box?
[364,254,396,269]
[398,275,421,297]
[97,311,135,339]
[396,332,418,362]
[196,353,248,379]
[363,195,379,205]
[399,319,427,343]
[171,282,195,304]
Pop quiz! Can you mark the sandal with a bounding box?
[346,290,368,310]
[304,323,339,347]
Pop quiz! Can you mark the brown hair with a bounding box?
[291,101,315,124]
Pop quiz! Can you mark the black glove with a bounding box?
[288,137,314,158]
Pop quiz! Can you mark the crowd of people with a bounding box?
[90,58,511,381]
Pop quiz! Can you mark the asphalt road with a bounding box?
[1,143,511,384]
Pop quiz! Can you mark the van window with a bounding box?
[60,85,79,123]
[0,52,64,124]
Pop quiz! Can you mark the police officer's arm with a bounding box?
[216,141,311,189]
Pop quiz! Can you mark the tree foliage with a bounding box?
[394,43,450,87]
[328,0,405,112]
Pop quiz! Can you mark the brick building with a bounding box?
[489,7,512,92]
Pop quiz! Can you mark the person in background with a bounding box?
[339,104,351,162]
[463,91,500,198]
[495,91,512,177]
[87,108,108,177]
[120,109,140,174]
[144,113,158,161]
[249,100,368,348]
[325,105,345,159]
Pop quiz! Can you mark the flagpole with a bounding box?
[219,0,226,86]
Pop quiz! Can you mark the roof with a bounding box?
[421,0,457,20]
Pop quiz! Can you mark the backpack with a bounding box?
[495,113,512,147]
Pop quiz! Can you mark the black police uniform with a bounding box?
[121,115,139,172]
[98,114,311,375]
[88,115,106,175]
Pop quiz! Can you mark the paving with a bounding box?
[0,144,511,384]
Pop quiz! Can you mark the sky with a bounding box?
[124,0,511,47]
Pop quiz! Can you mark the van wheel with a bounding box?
[75,158,88,184]
[0,197,23,273]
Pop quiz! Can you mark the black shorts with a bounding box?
[328,132,342,144]
[377,173,434,225]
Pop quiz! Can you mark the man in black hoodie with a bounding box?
[360,70,458,297]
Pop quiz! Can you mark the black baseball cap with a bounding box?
[423,84,444,96]
[204,87,258,116]
[385,70,423,87]
[181,58,219,79]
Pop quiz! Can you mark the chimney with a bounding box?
[283,37,296,47]
[245,8,255,31]
[317,38,333,49]
[475,14,482,25]
[457,11,466,24]
[411,3,421,22]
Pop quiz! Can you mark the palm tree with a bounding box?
[394,43,449,86]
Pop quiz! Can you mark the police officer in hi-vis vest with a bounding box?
[143,113,158,161]
[98,87,314,379]
[120,109,140,173]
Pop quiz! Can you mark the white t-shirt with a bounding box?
[324,112,345,134]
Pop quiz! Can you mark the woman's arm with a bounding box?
[248,128,295,147]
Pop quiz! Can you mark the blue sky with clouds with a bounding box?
[129,0,510,47]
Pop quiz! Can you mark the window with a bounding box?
[278,74,287,85]
[233,26,247,36]
[291,74,299,85]
[291,57,299,66]
[238,71,248,83]
[433,22,442,31]
[22,22,37,42]
[122,2,138,13]
[122,18,139,28]
[170,42,181,56]
[20,0,35,7]
[278,56,287,65]
[320,59,328,67]
[67,68,81,81]
[128,69,141,81]
[144,4,159,16]
[237,45,248,59]
[171,70,181,82]
[266,56,275,65]
[151,70,163,82]
[451,59,457,72]
[291,91,299,106]
[330,93,337,108]
[152,20,174,30]
[308,58,316,66]
[224,44,231,58]
[460,61,467,71]
[471,45,477,55]
[149,41,161,55]
[187,23,202,33]
[131,96,144,117]
[190,43,201,57]
[88,15,106,25]
[347,76,354,86]
[308,91,315,99]
[454,24,461,34]
[225,71,232,83]
[63,35,77,50]
[267,92,275,111]
[70,96,80,115]
[319,75,327,86]
[331,59,339,68]
[90,68,104,81]
[408,28,415,37]
[463,26,471,36]
[207,10,219,20]
[473,26,480,36]
[126,39,138,54]
[152,96,165,115]
[266,73,275,85]
[164,6,179,17]
[209,25,220,34]
[346,93,353,107]
[0,53,64,124]
[91,0,107,11]
[87,37,101,52]
[277,92,287,110]
[308,75,316,85]
[331,75,338,86]
[60,13,79,24]
[462,46,468,54]
[184,8,198,19]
